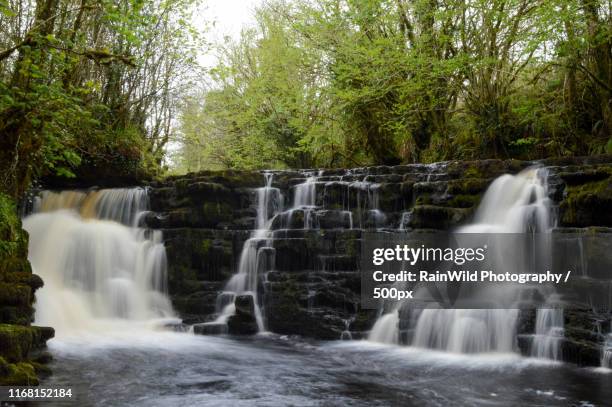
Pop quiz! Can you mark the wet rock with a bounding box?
[559,176,612,227]
[410,205,471,229]
[140,156,612,353]
[316,210,352,229]
[193,322,228,335]
[227,295,258,335]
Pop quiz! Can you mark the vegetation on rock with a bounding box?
[0,193,54,385]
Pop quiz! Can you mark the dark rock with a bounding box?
[193,322,228,335]
[316,210,352,229]
[227,295,258,335]
[559,176,612,227]
[139,157,612,354]
[410,205,471,229]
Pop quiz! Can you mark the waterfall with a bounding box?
[214,173,281,331]
[369,312,399,344]
[294,175,316,207]
[23,188,175,336]
[369,168,561,356]
[531,308,564,360]
[602,321,612,369]
[398,211,412,231]
[293,174,318,229]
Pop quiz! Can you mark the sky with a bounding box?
[165,1,263,166]
[197,0,263,68]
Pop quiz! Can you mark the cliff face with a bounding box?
[0,193,54,385]
[143,156,612,364]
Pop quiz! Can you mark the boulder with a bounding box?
[227,295,258,335]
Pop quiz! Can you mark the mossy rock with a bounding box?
[3,271,42,290]
[0,305,34,325]
[560,179,612,227]
[0,283,31,306]
[0,324,34,362]
[0,193,29,259]
[0,258,33,276]
[410,205,471,229]
[0,358,38,385]
[446,178,490,195]
[557,166,612,186]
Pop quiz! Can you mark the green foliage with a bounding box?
[0,0,203,196]
[177,0,612,171]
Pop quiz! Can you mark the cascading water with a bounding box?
[274,173,319,229]
[602,321,612,369]
[369,168,562,356]
[530,308,564,360]
[23,189,175,336]
[214,173,281,331]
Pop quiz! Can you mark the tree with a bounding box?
[0,0,202,197]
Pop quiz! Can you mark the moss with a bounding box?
[213,170,263,188]
[0,258,33,276]
[445,194,482,208]
[0,193,19,242]
[464,166,483,179]
[0,194,52,385]
[3,270,42,289]
[0,324,34,363]
[201,239,212,254]
[0,360,39,385]
[0,193,29,261]
[0,283,31,306]
[446,178,490,195]
[560,178,612,226]
[558,166,612,186]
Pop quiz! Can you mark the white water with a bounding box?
[369,312,400,344]
[602,321,612,369]
[370,168,562,357]
[531,308,564,360]
[214,173,281,330]
[23,189,175,337]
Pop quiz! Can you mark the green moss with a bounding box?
[464,166,482,178]
[0,283,31,306]
[0,194,51,385]
[0,193,19,242]
[201,239,212,254]
[446,194,482,208]
[0,360,39,385]
[446,178,489,195]
[0,258,33,276]
[0,193,29,260]
[0,324,34,362]
[560,179,612,226]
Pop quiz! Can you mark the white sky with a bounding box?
[197,0,264,69]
